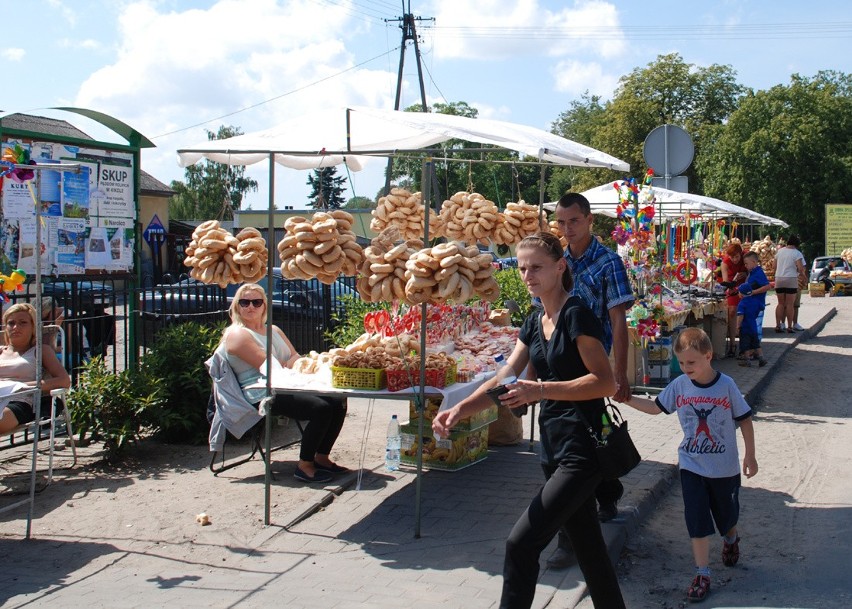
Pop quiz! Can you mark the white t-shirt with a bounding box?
[655,371,752,478]
[775,246,805,279]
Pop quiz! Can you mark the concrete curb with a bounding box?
[743,306,837,406]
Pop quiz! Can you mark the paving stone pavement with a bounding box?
[0,295,843,608]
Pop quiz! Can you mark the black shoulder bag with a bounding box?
[538,310,641,480]
[577,399,641,480]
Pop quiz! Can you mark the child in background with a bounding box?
[624,327,758,603]
[736,251,771,367]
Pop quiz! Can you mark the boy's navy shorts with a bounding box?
[739,332,760,352]
[680,469,741,538]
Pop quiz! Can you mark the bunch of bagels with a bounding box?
[184,188,546,306]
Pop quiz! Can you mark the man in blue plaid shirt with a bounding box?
[545,192,635,570]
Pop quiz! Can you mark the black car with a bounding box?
[22,279,117,366]
[138,269,359,353]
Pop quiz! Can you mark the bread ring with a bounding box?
[315,230,338,243]
[320,246,344,263]
[392,276,405,300]
[196,220,219,233]
[292,222,314,233]
[236,227,262,240]
[200,238,228,251]
[314,240,337,255]
[314,218,337,232]
[284,216,307,230]
[439,253,464,269]
[380,277,393,302]
[370,263,394,274]
[237,237,265,252]
[294,230,318,242]
[303,250,324,268]
[325,255,345,275]
[384,243,408,262]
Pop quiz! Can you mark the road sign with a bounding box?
[643,124,694,178]
[143,214,166,247]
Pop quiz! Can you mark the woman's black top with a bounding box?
[519,296,607,467]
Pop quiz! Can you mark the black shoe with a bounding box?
[294,467,333,483]
[545,546,575,570]
[598,502,619,522]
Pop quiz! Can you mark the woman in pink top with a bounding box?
[0,303,70,434]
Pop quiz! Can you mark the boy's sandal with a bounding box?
[722,536,740,566]
[687,575,711,602]
[736,353,748,360]
[738,360,753,367]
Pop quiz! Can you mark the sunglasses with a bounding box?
[238,298,264,308]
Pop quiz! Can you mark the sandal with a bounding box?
[722,536,740,566]
[686,575,711,602]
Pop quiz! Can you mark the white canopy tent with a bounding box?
[540,182,788,227]
[177,106,630,172]
[176,106,630,532]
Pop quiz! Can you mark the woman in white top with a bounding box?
[221,283,348,484]
[0,303,71,434]
[773,234,807,333]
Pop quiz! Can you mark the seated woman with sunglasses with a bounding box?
[220,283,349,483]
[0,303,71,435]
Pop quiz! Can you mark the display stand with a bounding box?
[177,106,630,534]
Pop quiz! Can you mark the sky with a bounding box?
[3,0,851,211]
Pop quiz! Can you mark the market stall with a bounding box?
[568,176,790,387]
[176,106,630,533]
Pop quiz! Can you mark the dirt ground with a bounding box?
[577,298,852,609]
[0,396,402,543]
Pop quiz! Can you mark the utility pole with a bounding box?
[383,1,434,195]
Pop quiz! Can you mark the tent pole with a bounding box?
[264,153,275,526]
[414,157,433,539]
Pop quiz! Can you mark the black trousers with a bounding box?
[500,462,625,609]
[269,394,347,462]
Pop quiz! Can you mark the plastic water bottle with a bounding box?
[494,354,518,386]
[385,414,401,471]
[601,413,612,443]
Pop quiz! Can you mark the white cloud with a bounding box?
[2,48,25,61]
[551,59,618,98]
[47,0,77,26]
[426,0,625,60]
[58,38,102,51]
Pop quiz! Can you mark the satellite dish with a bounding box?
[643,125,694,177]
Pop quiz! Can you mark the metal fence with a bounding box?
[4,272,359,383]
[133,273,359,357]
[6,276,128,385]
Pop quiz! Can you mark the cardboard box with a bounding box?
[808,282,826,297]
[408,398,497,432]
[400,423,489,471]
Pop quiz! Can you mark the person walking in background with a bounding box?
[719,243,747,357]
[774,235,807,333]
[433,232,625,609]
[546,192,634,569]
[623,327,757,603]
[736,252,771,367]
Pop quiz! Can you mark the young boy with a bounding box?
[625,327,758,603]
[736,251,771,367]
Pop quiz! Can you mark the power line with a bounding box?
[152,47,400,140]
[422,21,852,41]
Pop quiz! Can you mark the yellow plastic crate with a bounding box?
[331,366,386,390]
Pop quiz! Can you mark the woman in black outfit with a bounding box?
[433,232,625,609]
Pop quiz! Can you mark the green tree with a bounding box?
[169,125,259,220]
[345,195,375,209]
[700,71,852,260]
[307,166,347,210]
[549,54,746,196]
[391,101,542,208]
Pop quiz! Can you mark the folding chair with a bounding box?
[206,349,303,475]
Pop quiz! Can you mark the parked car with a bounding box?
[25,279,117,366]
[137,269,360,353]
[809,256,850,282]
[498,256,518,269]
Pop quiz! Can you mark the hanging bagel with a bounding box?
[675,260,698,285]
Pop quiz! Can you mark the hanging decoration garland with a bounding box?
[611,169,656,255]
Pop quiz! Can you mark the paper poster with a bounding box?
[0,219,20,269]
[17,219,50,275]
[61,164,92,220]
[37,159,63,217]
[55,218,87,274]
[1,179,35,218]
[96,163,134,217]
[84,225,110,269]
